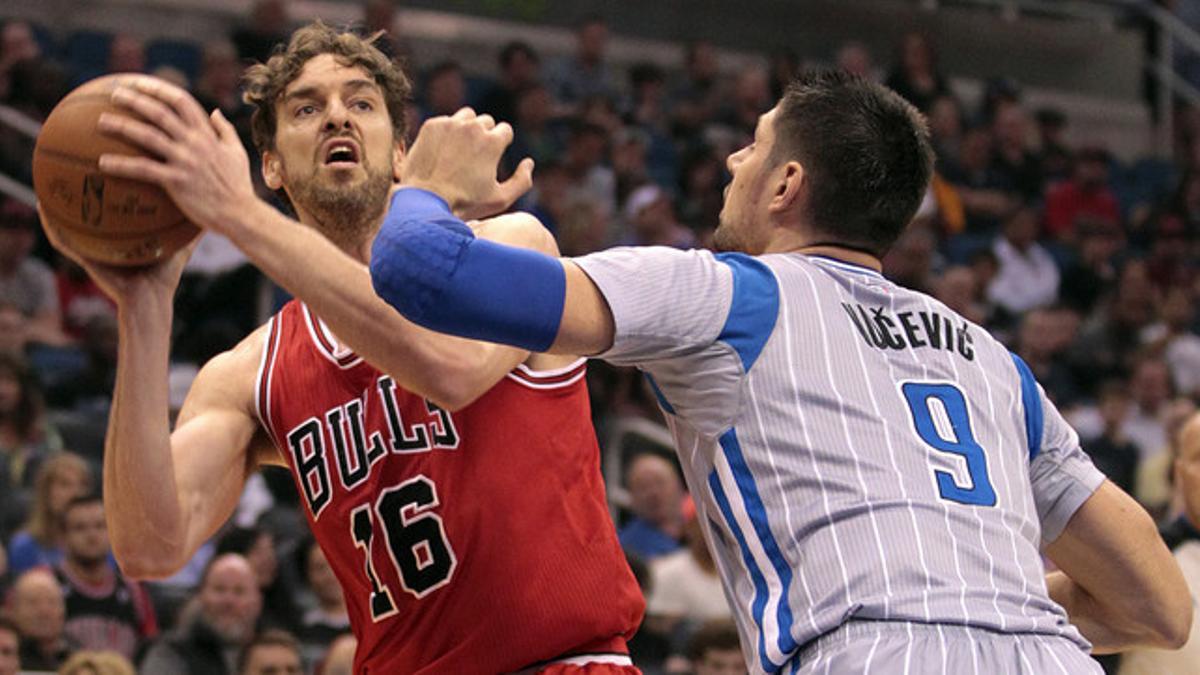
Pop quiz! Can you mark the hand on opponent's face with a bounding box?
[398,106,534,221]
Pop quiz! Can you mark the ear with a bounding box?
[261,149,284,191]
[768,160,805,215]
[392,140,406,182]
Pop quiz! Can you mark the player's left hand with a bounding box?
[96,75,257,236]
[400,106,534,221]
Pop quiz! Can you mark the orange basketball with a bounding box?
[32,73,199,266]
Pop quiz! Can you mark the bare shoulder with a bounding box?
[177,323,269,425]
[470,211,559,256]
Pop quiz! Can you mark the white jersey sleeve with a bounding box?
[1017,362,1107,544]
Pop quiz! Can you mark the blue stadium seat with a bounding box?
[63,29,113,85]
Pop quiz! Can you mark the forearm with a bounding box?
[223,199,524,409]
[105,295,189,575]
[1047,571,1148,653]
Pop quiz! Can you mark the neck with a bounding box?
[785,242,883,272]
[294,208,377,264]
[65,556,111,585]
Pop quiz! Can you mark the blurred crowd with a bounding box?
[0,1,1198,674]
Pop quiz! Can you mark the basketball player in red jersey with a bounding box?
[40,23,644,674]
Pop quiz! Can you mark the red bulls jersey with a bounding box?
[255,301,643,674]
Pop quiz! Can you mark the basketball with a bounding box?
[32,73,198,267]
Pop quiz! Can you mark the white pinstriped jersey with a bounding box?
[573,248,1106,674]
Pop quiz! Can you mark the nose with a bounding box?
[726,148,742,174]
[323,98,352,132]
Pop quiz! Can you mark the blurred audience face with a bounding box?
[882,225,935,289]
[200,41,241,98]
[1175,413,1200,527]
[992,101,1028,151]
[1017,309,1057,360]
[242,643,302,675]
[0,365,18,416]
[959,127,993,172]
[900,33,934,75]
[577,20,608,64]
[10,569,65,642]
[1001,207,1039,250]
[516,85,552,130]
[686,41,718,82]
[934,266,979,319]
[1,21,40,64]
[1076,154,1109,189]
[108,34,145,74]
[836,41,873,79]
[1161,287,1195,332]
[733,66,769,112]
[49,463,90,518]
[626,454,683,530]
[928,96,962,143]
[1130,359,1172,412]
[694,646,746,675]
[426,65,465,117]
[363,0,396,33]
[319,634,356,675]
[0,624,17,675]
[246,531,278,588]
[1098,385,1131,432]
[501,45,539,89]
[0,220,35,271]
[199,554,263,645]
[306,542,344,609]
[252,0,289,33]
[63,500,109,566]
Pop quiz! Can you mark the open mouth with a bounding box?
[322,139,361,167]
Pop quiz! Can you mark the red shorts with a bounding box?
[535,658,640,675]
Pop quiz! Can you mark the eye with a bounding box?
[352,99,374,111]
[295,104,318,118]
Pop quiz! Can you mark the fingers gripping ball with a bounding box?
[32,74,199,266]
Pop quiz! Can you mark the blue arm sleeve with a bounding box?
[369,188,567,352]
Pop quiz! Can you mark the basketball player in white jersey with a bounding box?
[368,69,1192,673]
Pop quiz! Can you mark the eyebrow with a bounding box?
[281,78,382,104]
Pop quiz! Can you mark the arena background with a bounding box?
[0,1,1198,673]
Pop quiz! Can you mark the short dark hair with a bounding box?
[499,41,538,68]
[64,493,104,520]
[238,629,301,674]
[686,618,742,662]
[243,20,412,153]
[426,59,462,82]
[771,68,933,256]
[0,616,17,640]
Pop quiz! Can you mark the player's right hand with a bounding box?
[400,107,535,221]
[38,201,195,305]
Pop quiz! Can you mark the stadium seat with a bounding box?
[146,38,203,85]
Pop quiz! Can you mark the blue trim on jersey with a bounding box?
[1010,353,1044,462]
[718,428,799,666]
[714,253,780,372]
[644,374,676,415]
[709,468,778,673]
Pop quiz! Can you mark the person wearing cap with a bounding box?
[619,184,695,249]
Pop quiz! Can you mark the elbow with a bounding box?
[112,542,186,581]
[1151,599,1193,650]
[424,375,486,412]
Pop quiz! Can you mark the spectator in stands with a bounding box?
[620,185,695,249]
[1016,307,1081,406]
[563,120,617,218]
[9,568,74,670]
[942,125,1018,240]
[54,495,157,661]
[685,619,744,675]
[295,538,347,664]
[55,257,115,344]
[0,198,67,348]
[1043,146,1121,244]
[835,40,875,80]
[885,31,950,113]
[237,629,302,675]
[547,15,618,107]
[45,312,117,410]
[232,0,291,63]
[478,41,540,124]
[927,94,965,169]
[717,65,770,142]
[676,147,724,240]
[646,501,730,651]
[1035,107,1073,183]
[1143,214,1195,293]
[1124,356,1175,461]
[1119,411,1200,673]
[7,452,90,574]
[505,83,564,176]
[1069,259,1160,393]
[933,265,988,326]
[670,40,722,143]
[0,20,40,102]
[991,99,1043,201]
[986,206,1060,319]
[216,527,296,634]
[0,616,18,675]
[1058,219,1123,315]
[420,60,466,120]
[626,62,670,133]
[141,554,262,675]
[619,453,685,560]
[611,127,651,206]
[0,353,62,539]
[1081,380,1141,495]
[766,47,801,101]
[1142,287,1200,398]
[883,224,938,294]
[195,40,249,123]
[107,34,145,75]
[59,651,137,675]
[317,633,355,675]
[362,0,403,60]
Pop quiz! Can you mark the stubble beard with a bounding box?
[290,158,394,249]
